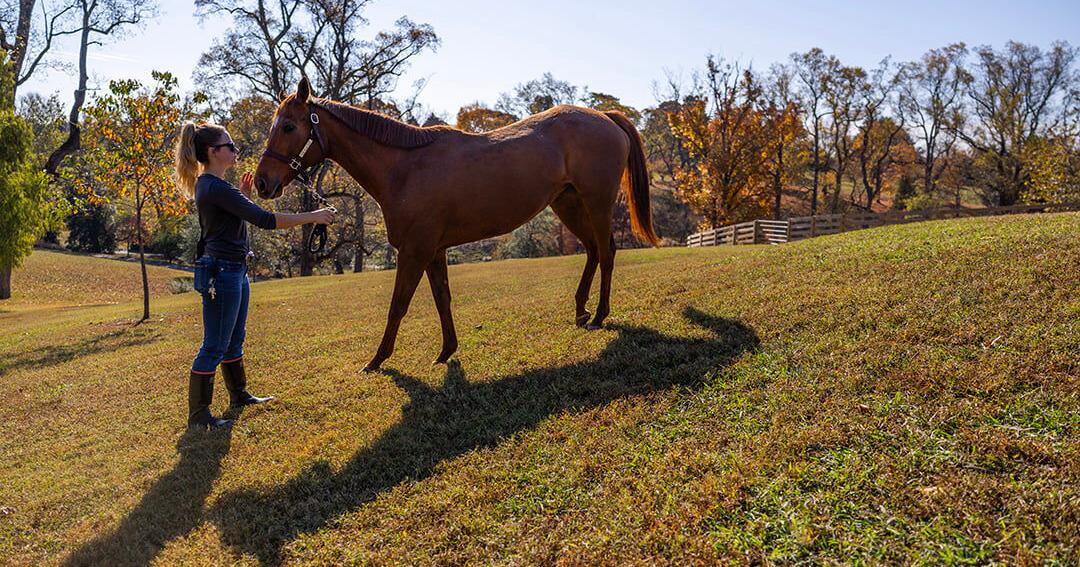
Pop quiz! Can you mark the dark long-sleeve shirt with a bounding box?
[195,173,276,261]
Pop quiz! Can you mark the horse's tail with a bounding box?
[604,111,659,247]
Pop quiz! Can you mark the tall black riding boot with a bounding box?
[188,371,232,429]
[221,358,274,409]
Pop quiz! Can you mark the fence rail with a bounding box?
[686,202,1080,247]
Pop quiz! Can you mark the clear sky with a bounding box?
[20,0,1080,118]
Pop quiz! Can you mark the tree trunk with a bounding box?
[811,124,820,215]
[772,144,784,220]
[299,222,314,276]
[44,12,90,176]
[831,170,843,213]
[353,196,365,272]
[136,199,149,321]
[923,160,935,196]
[0,267,11,300]
[8,0,37,88]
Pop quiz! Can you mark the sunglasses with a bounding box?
[211,142,239,154]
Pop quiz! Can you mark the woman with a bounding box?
[174,122,335,429]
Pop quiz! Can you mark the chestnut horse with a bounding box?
[255,77,658,371]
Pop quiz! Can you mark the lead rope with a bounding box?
[293,167,337,255]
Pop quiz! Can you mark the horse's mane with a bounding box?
[312,98,447,149]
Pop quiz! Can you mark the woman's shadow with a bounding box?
[208,307,759,565]
[61,421,235,566]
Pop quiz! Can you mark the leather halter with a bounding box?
[261,102,328,180]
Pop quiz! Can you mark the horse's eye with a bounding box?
[283,123,296,133]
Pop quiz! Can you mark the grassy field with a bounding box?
[1,213,1077,565]
[2,251,189,314]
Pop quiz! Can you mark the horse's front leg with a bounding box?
[426,249,458,364]
[364,248,431,371]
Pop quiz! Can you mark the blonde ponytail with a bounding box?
[174,121,200,198]
[173,121,228,198]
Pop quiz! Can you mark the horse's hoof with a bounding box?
[362,363,381,373]
[586,322,603,331]
[575,312,591,327]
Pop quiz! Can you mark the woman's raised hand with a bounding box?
[239,171,254,197]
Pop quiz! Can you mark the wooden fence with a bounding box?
[685,202,1080,247]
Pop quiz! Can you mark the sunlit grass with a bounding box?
[3,250,189,315]
[1,213,1077,565]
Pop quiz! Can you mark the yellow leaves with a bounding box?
[455,104,517,133]
[66,73,189,221]
[666,98,773,227]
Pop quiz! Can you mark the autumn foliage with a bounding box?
[64,71,193,320]
[455,103,518,133]
[667,60,779,228]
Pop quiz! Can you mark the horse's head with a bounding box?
[255,76,327,199]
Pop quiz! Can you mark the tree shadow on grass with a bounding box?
[60,424,236,567]
[0,327,161,377]
[209,307,759,565]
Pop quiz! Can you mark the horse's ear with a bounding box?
[297,76,311,102]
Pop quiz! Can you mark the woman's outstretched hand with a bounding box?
[311,208,336,225]
[239,171,254,197]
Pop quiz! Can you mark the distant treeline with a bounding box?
[9,0,1078,278]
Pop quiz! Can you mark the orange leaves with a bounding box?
[455,104,518,133]
[667,92,772,228]
[63,73,191,230]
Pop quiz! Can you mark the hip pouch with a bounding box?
[192,256,218,296]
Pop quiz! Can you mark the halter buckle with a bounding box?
[289,158,302,170]
[310,113,320,125]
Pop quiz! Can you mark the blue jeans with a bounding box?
[191,256,250,374]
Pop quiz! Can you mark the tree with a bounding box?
[0,50,58,299]
[67,71,188,321]
[17,91,66,159]
[853,118,914,208]
[641,100,691,185]
[583,91,642,124]
[898,43,969,197]
[43,0,156,176]
[495,208,560,259]
[496,72,578,116]
[1022,134,1080,204]
[958,41,1078,205]
[668,57,770,229]
[853,60,910,209]
[194,0,305,102]
[822,64,866,212]
[758,63,805,218]
[791,48,839,215]
[65,201,115,252]
[455,102,517,132]
[1,0,83,97]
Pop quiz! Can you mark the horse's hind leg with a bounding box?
[589,230,616,330]
[581,194,617,330]
[426,249,457,364]
[551,189,599,327]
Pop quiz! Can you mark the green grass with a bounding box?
[1,213,1078,565]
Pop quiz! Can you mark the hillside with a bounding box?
[2,250,189,317]
[0,213,1077,564]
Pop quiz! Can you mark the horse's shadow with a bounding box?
[209,307,759,565]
